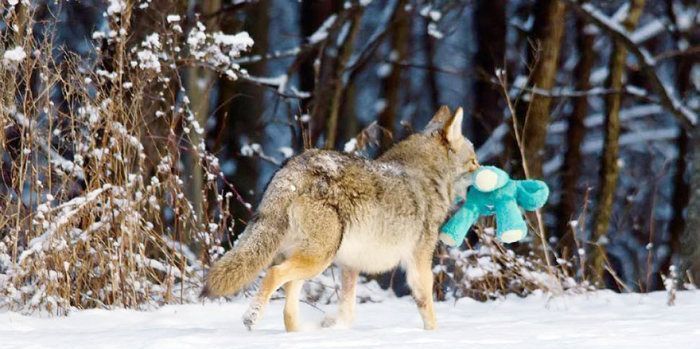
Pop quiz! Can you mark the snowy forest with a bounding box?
[1,0,700,346]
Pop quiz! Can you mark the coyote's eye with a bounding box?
[465,158,479,172]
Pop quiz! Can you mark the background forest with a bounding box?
[0,0,699,315]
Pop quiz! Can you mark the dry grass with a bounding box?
[433,226,587,302]
[0,3,248,315]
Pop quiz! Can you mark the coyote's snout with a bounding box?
[202,106,478,331]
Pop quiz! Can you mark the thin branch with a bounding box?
[231,47,303,65]
[654,45,700,62]
[495,69,555,271]
[238,73,310,99]
[502,79,655,99]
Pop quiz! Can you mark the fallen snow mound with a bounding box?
[2,290,699,349]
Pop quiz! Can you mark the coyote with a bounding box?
[201,106,479,331]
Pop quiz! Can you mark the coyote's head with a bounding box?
[381,105,479,198]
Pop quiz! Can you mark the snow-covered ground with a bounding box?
[2,290,699,349]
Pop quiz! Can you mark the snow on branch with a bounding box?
[565,0,698,129]
[238,73,310,99]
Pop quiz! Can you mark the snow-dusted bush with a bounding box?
[433,228,586,301]
[0,2,253,315]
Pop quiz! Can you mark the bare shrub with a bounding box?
[434,227,586,301]
[0,2,251,315]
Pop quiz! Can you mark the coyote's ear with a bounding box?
[444,107,464,147]
[423,105,452,133]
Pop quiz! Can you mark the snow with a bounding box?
[308,15,336,44]
[278,147,294,159]
[3,46,26,63]
[344,138,358,153]
[106,0,125,16]
[631,19,665,43]
[213,32,254,50]
[0,291,697,348]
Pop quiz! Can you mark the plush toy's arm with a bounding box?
[439,200,480,247]
[515,180,549,211]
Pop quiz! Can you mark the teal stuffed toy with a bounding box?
[439,166,549,246]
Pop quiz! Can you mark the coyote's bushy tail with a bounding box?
[200,193,290,298]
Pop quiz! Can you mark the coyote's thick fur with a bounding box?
[201,106,479,331]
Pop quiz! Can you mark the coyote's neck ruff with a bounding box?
[202,106,479,331]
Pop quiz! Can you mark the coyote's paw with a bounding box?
[321,314,351,329]
[320,315,337,328]
[242,302,263,331]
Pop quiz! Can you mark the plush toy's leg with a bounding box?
[439,203,479,247]
[494,200,528,243]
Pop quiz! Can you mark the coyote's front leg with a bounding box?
[405,250,437,330]
[321,267,359,328]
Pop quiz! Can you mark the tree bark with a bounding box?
[589,0,645,286]
[511,0,565,263]
[183,0,221,229]
[300,0,340,129]
[517,0,566,178]
[472,0,506,147]
[659,0,695,289]
[424,18,440,115]
[556,16,595,261]
[308,5,364,149]
[378,0,410,150]
[682,127,700,286]
[217,0,269,237]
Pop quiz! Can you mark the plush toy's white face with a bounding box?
[474,169,499,192]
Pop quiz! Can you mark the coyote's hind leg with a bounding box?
[321,267,359,328]
[283,279,305,331]
[243,253,332,330]
[244,199,341,331]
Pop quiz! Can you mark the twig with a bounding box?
[654,45,700,62]
[494,69,554,270]
[238,73,310,100]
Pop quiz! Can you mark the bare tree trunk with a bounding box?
[679,0,700,284]
[183,0,221,231]
[378,0,409,150]
[300,0,339,143]
[517,0,566,178]
[472,0,506,148]
[424,18,439,114]
[217,0,269,238]
[337,81,359,148]
[660,0,697,289]
[308,5,364,149]
[556,16,594,261]
[682,128,700,286]
[590,0,645,286]
[511,0,565,263]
